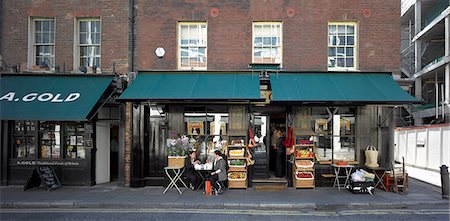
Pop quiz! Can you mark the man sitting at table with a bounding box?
[185,150,202,190]
[206,150,227,195]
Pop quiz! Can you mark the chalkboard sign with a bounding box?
[24,166,61,191]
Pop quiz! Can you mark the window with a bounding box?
[311,107,356,162]
[328,22,357,70]
[30,18,55,70]
[40,122,61,159]
[13,121,37,158]
[178,22,207,70]
[252,22,282,64]
[76,18,101,73]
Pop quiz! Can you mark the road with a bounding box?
[1,207,449,221]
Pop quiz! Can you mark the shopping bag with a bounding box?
[364,146,379,168]
[205,180,212,195]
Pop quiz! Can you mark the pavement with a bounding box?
[1,178,448,211]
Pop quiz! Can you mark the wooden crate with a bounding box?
[228,179,247,188]
[295,178,314,188]
[167,156,186,167]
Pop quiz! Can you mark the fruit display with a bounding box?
[296,149,314,158]
[229,159,245,166]
[296,172,314,179]
[295,160,314,168]
[228,172,246,180]
[229,148,245,157]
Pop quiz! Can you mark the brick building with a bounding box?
[0,0,129,186]
[121,0,417,187]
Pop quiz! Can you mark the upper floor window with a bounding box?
[252,22,282,65]
[328,22,357,70]
[178,22,207,70]
[75,18,101,73]
[30,18,55,71]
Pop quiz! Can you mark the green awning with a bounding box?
[118,72,262,101]
[0,74,113,121]
[270,73,420,104]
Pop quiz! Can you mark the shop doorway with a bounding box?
[250,107,288,185]
[110,125,119,182]
[268,113,287,180]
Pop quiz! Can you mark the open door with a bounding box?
[96,122,110,184]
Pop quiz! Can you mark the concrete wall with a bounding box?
[135,0,401,74]
[395,124,450,171]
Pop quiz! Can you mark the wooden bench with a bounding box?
[321,174,336,178]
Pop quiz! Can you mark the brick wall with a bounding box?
[1,0,129,74]
[135,0,401,75]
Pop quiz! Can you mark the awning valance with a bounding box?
[0,74,113,121]
[269,72,420,104]
[118,72,263,102]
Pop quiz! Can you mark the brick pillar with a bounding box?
[124,102,132,186]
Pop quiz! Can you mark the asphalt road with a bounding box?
[1,207,449,221]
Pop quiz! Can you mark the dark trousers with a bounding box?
[186,171,201,188]
[275,150,286,177]
[206,174,222,190]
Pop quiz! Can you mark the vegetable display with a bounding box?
[229,159,245,166]
[228,172,246,179]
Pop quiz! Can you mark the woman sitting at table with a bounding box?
[206,150,227,195]
[185,150,202,190]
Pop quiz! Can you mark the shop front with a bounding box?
[119,71,418,188]
[0,74,117,186]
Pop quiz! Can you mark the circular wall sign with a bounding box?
[155,47,165,58]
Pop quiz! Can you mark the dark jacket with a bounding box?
[185,157,198,174]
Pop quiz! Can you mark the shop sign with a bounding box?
[0,92,80,103]
[16,160,80,166]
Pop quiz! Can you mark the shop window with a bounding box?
[253,22,282,65]
[178,22,207,70]
[13,121,37,158]
[75,18,101,73]
[64,123,90,159]
[29,18,55,71]
[311,107,356,162]
[183,106,229,161]
[39,122,61,159]
[328,22,357,70]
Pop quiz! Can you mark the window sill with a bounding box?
[177,67,207,71]
[328,68,359,72]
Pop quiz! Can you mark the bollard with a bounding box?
[440,165,449,199]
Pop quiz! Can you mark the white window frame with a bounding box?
[177,22,207,70]
[74,18,101,74]
[327,22,358,71]
[27,17,56,72]
[252,22,283,66]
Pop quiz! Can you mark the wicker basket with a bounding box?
[168,156,186,167]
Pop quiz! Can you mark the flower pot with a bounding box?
[167,156,186,167]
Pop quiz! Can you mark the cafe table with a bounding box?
[163,165,188,194]
[331,164,355,191]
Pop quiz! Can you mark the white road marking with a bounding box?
[1,208,449,216]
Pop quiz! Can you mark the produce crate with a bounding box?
[228,166,246,172]
[229,149,245,157]
[295,160,314,168]
[228,179,247,188]
[167,156,186,167]
[294,172,314,188]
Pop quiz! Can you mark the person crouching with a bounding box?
[206,150,227,195]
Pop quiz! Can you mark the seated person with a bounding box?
[206,150,227,195]
[185,151,202,190]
